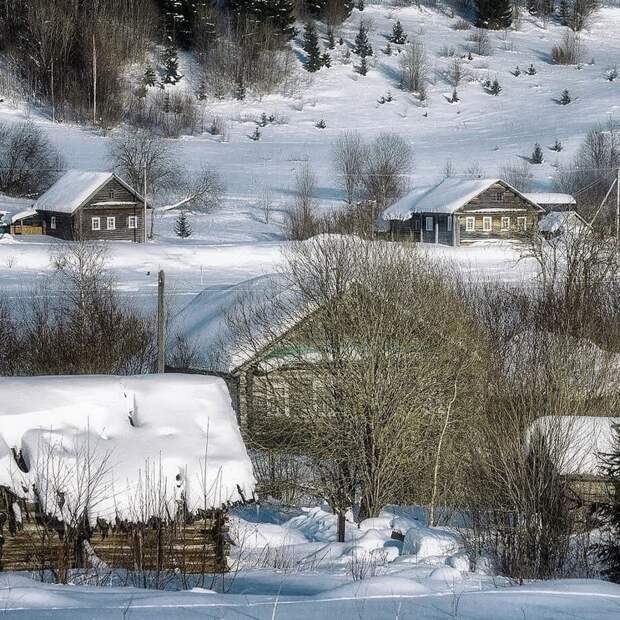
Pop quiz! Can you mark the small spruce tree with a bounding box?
[560,88,572,104]
[488,78,502,95]
[321,52,332,68]
[162,39,182,85]
[196,80,207,101]
[353,22,373,57]
[390,20,407,45]
[357,56,368,76]
[303,21,323,72]
[526,63,537,75]
[531,143,544,163]
[512,65,521,76]
[250,127,261,141]
[143,64,157,87]
[384,42,392,55]
[357,0,365,10]
[596,424,620,583]
[174,210,192,238]
[552,139,563,151]
[234,77,246,100]
[450,88,459,103]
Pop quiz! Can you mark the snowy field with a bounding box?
[1,505,620,618]
[1,4,620,312]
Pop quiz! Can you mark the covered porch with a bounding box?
[388,213,457,246]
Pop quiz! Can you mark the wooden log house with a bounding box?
[33,170,149,242]
[382,178,546,246]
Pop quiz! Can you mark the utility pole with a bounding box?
[143,161,147,242]
[616,167,619,244]
[92,33,97,126]
[157,270,165,373]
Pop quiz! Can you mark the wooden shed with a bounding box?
[0,374,255,574]
[33,170,149,242]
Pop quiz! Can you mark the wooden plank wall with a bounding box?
[1,489,228,574]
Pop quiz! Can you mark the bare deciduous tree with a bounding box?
[0,121,64,196]
[363,133,414,210]
[286,162,319,240]
[399,36,428,94]
[332,131,368,204]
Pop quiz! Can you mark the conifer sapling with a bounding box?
[531,143,544,163]
[174,210,192,238]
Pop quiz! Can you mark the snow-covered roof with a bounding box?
[174,273,293,374]
[382,178,543,220]
[538,210,589,233]
[528,416,619,477]
[0,374,255,521]
[0,194,35,226]
[33,170,143,214]
[524,192,576,206]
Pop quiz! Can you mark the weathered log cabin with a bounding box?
[0,374,255,574]
[33,170,149,242]
[382,178,546,246]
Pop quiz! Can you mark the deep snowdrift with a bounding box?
[0,374,255,520]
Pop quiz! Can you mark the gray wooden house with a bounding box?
[33,170,148,242]
[382,178,545,245]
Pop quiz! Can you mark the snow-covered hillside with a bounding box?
[1,4,619,243]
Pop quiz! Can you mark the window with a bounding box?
[447,216,452,232]
[50,216,56,230]
[128,215,138,229]
[517,216,527,231]
[425,216,434,231]
[106,216,116,230]
[91,217,101,231]
[465,216,475,232]
[501,216,510,231]
[492,191,504,202]
[108,188,115,199]
[483,216,492,232]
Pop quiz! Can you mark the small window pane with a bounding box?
[128,216,137,229]
[107,217,116,230]
[483,216,492,232]
[425,216,434,231]
[447,216,452,232]
[91,217,100,231]
[466,217,475,232]
[50,216,56,230]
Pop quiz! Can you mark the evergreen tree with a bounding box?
[196,80,207,101]
[160,0,194,48]
[174,210,192,238]
[596,424,620,583]
[356,55,368,76]
[353,22,373,57]
[162,38,182,85]
[357,0,365,10]
[552,139,563,151]
[488,78,502,95]
[531,143,544,163]
[476,0,513,29]
[560,88,571,104]
[234,76,246,100]
[321,52,332,68]
[142,64,157,87]
[389,20,407,45]
[526,63,537,75]
[303,21,323,72]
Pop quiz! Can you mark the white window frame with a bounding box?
[483,216,493,232]
[517,216,527,231]
[425,216,434,231]
[447,216,452,232]
[501,216,510,231]
[106,216,116,231]
[465,216,475,232]
[50,216,56,230]
[128,215,138,229]
[91,216,101,231]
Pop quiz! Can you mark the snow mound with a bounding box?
[0,374,255,521]
[402,526,463,562]
[324,576,430,599]
[428,566,463,584]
